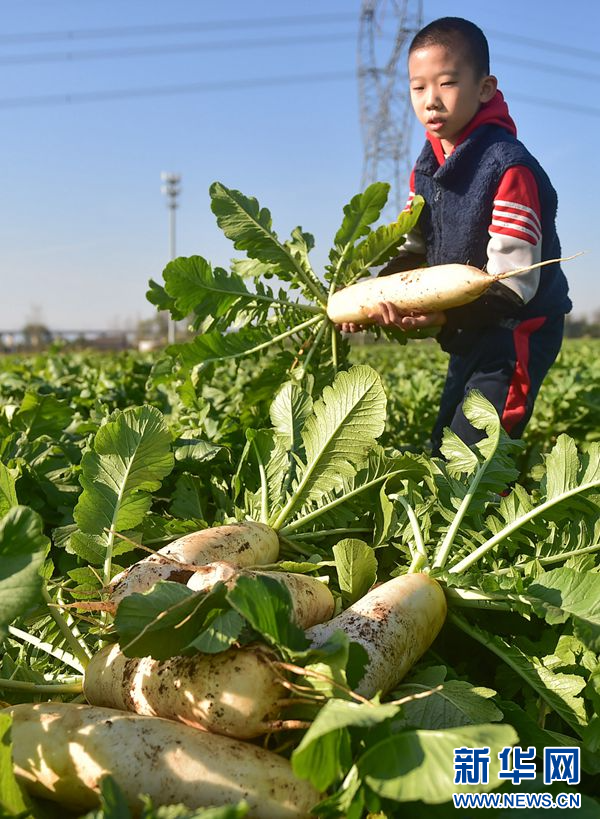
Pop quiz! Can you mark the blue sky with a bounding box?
[1,0,598,331]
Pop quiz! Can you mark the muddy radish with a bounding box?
[186,563,335,628]
[107,521,279,609]
[5,702,320,818]
[306,573,447,697]
[327,257,573,324]
[84,643,284,738]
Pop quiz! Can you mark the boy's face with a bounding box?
[408,43,497,153]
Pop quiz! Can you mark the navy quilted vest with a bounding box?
[413,124,571,318]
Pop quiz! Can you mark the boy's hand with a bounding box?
[337,321,367,333]
[366,301,446,330]
[335,303,446,333]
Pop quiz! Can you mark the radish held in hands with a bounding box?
[327,257,573,325]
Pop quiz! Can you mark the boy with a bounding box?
[342,17,571,454]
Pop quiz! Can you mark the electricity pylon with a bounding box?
[358,0,423,216]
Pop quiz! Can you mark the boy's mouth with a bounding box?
[427,118,445,131]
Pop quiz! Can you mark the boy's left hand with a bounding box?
[366,301,446,330]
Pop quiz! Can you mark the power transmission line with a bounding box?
[2,15,596,67]
[2,35,595,87]
[0,70,355,109]
[1,28,597,87]
[494,53,600,84]
[0,31,357,66]
[0,12,357,45]
[1,68,597,119]
[509,91,600,117]
[378,34,599,80]
[487,28,600,62]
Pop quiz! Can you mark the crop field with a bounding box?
[1,183,600,818]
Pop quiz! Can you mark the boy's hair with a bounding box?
[409,17,490,78]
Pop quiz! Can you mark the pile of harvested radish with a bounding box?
[3,518,447,817]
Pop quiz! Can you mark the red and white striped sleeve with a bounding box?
[486,166,542,304]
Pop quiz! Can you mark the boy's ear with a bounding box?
[480,74,498,103]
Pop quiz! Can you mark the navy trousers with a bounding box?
[431,314,565,455]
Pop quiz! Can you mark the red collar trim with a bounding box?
[426,90,517,165]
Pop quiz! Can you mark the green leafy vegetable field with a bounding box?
[1,182,599,819]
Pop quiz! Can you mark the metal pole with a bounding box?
[169,206,176,265]
[160,172,181,345]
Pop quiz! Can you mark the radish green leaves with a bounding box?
[148,182,424,386]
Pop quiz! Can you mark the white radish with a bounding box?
[186,563,335,628]
[5,702,319,819]
[327,257,574,324]
[108,521,279,609]
[306,573,446,698]
[185,560,239,592]
[84,644,284,738]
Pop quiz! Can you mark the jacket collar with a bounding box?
[425,90,517,166]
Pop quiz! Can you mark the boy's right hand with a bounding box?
[335,303,405,333]
[336,303,446,334]
[337,321,367,333]
[367,301,446,329]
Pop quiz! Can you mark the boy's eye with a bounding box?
[411,86,424,92]
[441,81,456,87]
